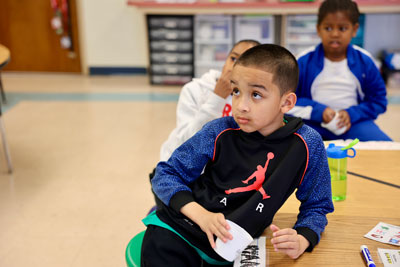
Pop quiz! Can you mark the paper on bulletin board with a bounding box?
[234,236,266,267]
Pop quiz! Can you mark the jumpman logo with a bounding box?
[225,152,274,199]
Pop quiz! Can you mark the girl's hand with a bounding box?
[270,224,309,259]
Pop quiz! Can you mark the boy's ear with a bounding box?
[280,92,297,113]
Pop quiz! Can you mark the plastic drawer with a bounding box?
[151,64,193,75]
[151,53,192,64]
[150,41,193,52]
[149,17,192,29]
[150,29,192,40]
[151,75,192,85]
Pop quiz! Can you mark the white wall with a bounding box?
[78,0,148,70]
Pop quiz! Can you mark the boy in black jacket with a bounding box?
[141,44,334,266]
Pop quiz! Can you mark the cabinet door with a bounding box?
[0,0,81,72]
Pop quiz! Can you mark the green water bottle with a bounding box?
[326,141,357,201]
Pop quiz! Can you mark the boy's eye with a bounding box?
[324,26,332,32]
[230,56,237,62]
[232,88,240,96]
[339,26,348,32]
[252,92,261,99]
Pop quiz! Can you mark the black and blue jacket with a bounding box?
[148,116,334,262]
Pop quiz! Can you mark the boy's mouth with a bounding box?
[236,116,250,124]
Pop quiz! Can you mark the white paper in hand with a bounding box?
[213,220,253,262]
[321,112,347,136]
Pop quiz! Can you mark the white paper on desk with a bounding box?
[233,236,266,267]
[364,222,400,246]
[378,248,400,267]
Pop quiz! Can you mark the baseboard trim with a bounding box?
[89,67,147,75]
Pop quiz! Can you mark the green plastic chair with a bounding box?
[125,231,146,267]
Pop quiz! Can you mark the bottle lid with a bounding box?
[326,143,347,159]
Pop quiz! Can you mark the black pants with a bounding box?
[141,225,233,267]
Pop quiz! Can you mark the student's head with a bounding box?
[317,0,360,61]
[222,39,261,73]
[230,44,298,136]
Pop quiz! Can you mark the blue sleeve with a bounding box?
[346,60,387,124]
[294,127,334,244]
[152,118,233,211]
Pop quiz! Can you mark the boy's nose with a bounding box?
[237,97,250,112]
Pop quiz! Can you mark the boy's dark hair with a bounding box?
[235,44,299,94]
[318,0,360,25]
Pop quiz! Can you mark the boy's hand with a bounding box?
[270,224,309,259]
[214,65,232,99]
[197,210,232,248]
[180,202,232,248]
[322,107,336,123]
[337,110,351,131]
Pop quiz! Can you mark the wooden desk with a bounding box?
[264,214,399,266]
[266,150,400,266]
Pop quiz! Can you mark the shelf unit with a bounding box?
[147,15,194,85]
[144,11,393,84]
[193,14,277,78]
[194,15,233,78]
[284,14,319,56]
[234,15,275,44]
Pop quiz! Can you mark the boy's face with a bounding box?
[223,42,256,73]
[317,11,359,61]
[231,65,295,137]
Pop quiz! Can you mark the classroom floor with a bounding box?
[0,73,399,267]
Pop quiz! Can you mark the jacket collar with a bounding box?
[315,43,356,68]
[239,116,304,141]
